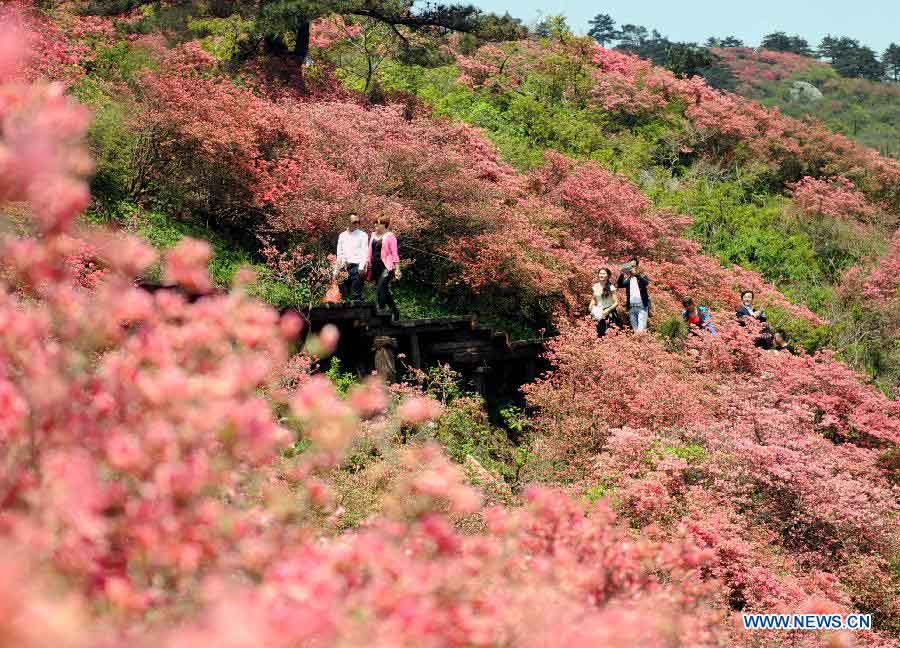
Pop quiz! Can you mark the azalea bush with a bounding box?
[711,47,827,89]
[0,13,762,648]
[525,317,900,640]
[4,5,900,647]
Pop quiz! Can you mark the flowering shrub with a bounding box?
[455,38,900,212]
[1,1,85,85]
[0,16,780,648]
[712,47,826,88]
[525,315,900,642]
[790,176,879,223]
[861,232,900,303]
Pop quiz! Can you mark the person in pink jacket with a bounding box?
[367,215,401,320]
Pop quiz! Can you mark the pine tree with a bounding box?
[617,24,649,50]
[761,31,813,56]
[587,13,618,47]
[822,36,884,80]
[883,43,900,81]
[706,36,744,48]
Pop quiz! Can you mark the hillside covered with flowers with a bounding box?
[1,2,899,647]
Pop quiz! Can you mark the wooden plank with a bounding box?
[430,340,493,354]
[368,320,474,337]
[409,333,422,370]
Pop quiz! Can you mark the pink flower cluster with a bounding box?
[526,316,900,643]
[712,47,826,86]
[790,175,879,222]
[457,39,900,215]
[4,9,900,647]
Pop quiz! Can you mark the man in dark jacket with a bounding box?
[736,290,766,323]
[617,262,651,332]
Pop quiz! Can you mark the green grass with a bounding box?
[748,65,900,159]
[85,200,310,308]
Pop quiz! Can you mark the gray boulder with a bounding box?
[788,81,824,103]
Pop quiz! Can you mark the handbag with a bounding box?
[323,281,342,304]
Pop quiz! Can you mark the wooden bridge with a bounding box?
[300,303,547,405]
[136,283,547,404]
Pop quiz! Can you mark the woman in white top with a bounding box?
[590,267,619,337]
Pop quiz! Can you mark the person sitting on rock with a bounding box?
[682,296,717,335]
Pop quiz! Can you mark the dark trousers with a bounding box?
[376,269,399,319]
[340,264,363,302]
[596,318,609,337]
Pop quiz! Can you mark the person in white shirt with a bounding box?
[334,213,369,303]
[616,261,650,332]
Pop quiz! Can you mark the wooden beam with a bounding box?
[409,333,422,370]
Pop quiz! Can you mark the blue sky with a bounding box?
[470,1,897,53]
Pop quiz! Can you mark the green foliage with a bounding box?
[644,440,708,472]
[533,15,571,41]
[660,442,707,463]
[73,81,142,204]
[409,363,464,405]
[760,31,813,57]
[91,41,157,83]
[430,396,520,482]
[583,476,617,504]
[78,0,142,17]
[654,174,838,311]
[878,448,900,486]
[189,15,256,61]
[282,437,312,459]
[325,357,358,395]
[388,282,457,320]
[499,405,529,438]
[116,2,197,37]
[750,66,900,158]
[764,305,832,354]
[499,405,534,482]
[830,304,900,394]
[85,200,311,307]
[380,60,660,177]
[587,13,618,47]
[657,315,688,351]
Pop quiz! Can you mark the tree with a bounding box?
[322,17,398,96]
[705,35,744,48]
[818,34,840,62]
[761,31,813,56]
[534,13,571,40]
[884,43,900,81]
[616,23,649,50]
[848,45,884,81]
[587,12,618,47]
[470,11,526,42]
[665,42,714,78]
[259,1,487,64]
[818,35,884,80]
[86,0,505,90]
[614,27,715,80]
